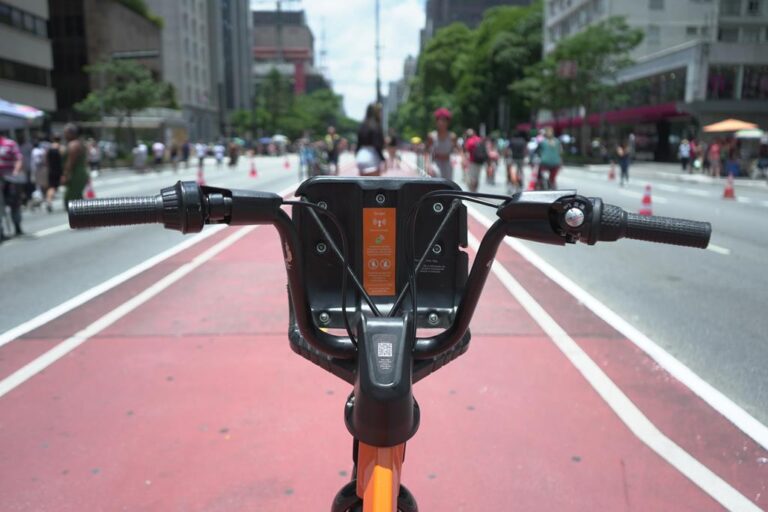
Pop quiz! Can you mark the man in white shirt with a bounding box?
[195,142,207,169]
[152,141,165,168]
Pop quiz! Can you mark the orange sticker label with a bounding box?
[363,208,396,296]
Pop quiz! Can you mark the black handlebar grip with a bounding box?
[68,196,163,229]
[625,213,711,249]
[597,203,711,249]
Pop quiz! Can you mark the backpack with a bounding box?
[472,139,488,164]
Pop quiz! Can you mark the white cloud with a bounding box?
[252,0,425,120]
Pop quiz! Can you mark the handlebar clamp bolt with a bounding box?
[432,202,444,214]
[431,243,442,255]
[427,312,439,325]
[375,193,386,205]
[318,312,331,325]
[565,207,585,228]
[317,201,328,210]
[316,241,327,254]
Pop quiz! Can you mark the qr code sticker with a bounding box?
[377,342,393,357]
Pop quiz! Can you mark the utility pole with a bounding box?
[375,0,382,104]
[276,0,284,63]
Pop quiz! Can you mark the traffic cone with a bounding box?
[84,180,96,199]
[196,166,206,186]
[639,184,653,216]
[608,162,616,181]
[723,173,736,199]
[249,159,258,178]
[283,157,290,170]
[526,169,538,191]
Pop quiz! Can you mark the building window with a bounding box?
[649,0,664,9]
[718,26,739,40]
[742,65,768,99]
[742,26,762,42]
[647,25,660,44]
[0,57,49,86]
[686,26,699,36]
[707,65,738,99]
[720,0,742,15]
[0,2,48,38]
[746,0,762,14]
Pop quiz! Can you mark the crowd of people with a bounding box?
[0,124,90,243]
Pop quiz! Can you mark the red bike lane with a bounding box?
[0,177,765,510]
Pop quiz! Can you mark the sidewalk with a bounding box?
[585,162,768,190]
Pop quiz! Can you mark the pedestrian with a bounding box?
[679,139,691,172]
[506,131,527,194]
[181,140,191,168]
[355,103,385,176]
[426,107,458,180]
[195,141,207,169]
[536,127,562,189]
[385,127,400,170]
[152,139,165,170]
[0,132,24,241]
[45,136,63,213]
[213,141,225,168]
[61,123,88,208]
[170,143,179,172]
[463,129,486,192]
[617,142,630,187]
[133,140,148,172]
[486,138,500,185]
[87,138,101,173]
[325,126,341,175]
[31,140,47,207]
[228,141,239,167]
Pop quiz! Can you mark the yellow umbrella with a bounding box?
[702,118,758,133]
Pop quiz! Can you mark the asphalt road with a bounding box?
[469,162,768,424]
[0,156,301,335]
[3,154,767,429]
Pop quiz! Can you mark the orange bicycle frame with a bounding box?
[357,442,406,512]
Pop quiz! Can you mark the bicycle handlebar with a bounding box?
[596,203,710,248]
[68,196,164,229]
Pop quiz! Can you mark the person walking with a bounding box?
[679,139,692,172]
[536,127,562,189]
[133,141,148,172]
[213,141,225,168]
[385,127,400,170]
[463,129,486,192]
[87,139,101,173]
[506,131,527,194]
[355,103,385,176]
[617,142,630,187]
[181,140,191,168]
[61,123,88,208]
[426,107,458,181]
[708,139,722,178]
[45,136,63,212]
[195,141,207,169]
[31,140,47,207]
[325,126,341,175]
[151,140,165,170]
[0,133,24,241]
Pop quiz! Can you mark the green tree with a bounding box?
[75,59,176,147]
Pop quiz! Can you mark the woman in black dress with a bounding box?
[45,136,63,212]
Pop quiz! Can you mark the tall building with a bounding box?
[0,0,56,112]
[383,56,417,131]
[542,0,768,160]
[145,0,219,141]
[49,0,162,122]
[252,9,329,96]
[422,0,533,47]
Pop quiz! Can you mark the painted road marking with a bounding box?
[655,183,681,192]
[467,232,760,511]
[32,223,71,237]
[0,225,256,399]
[617,188,670,204]
[682,188,712,197]
[467,206,768,451]
[707,244,732,256]
[736,196,753,204]
[0,184,298,349]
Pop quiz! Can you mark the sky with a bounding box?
[251,0,425,120]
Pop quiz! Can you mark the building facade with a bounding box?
[49,0,162,122]
[145,0,219,141]
[252,9,328,96]
[0,0,56,112]
[421,0,533,48]
[383,56,417,132]
[543,0,768,160]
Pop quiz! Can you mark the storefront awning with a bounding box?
[0,97,44,130]
[516,102,688,132]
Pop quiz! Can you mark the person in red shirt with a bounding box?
[463,129,486,192]
[0,134,24,242]
[708,139,722,178]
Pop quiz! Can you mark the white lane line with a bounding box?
[32,223,70,237]
[467,232,760,512]
[682,189,712,198]
[655,183,681,193]
[707,244,732,256]
[0,225,257,399]
[0,183,298,349]
[736,197,753,204]
[617,189,670,204]
[467,206,768,451]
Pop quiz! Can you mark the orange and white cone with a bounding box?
[526,169,538,191]
[84,180,96,199]
[608,162,616,181]
[639,184,653,216]
[283,157,290,170]
[249,159,258,178]
[723,173,735,199]
[196,166,206,186]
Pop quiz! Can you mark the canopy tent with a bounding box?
[0,98,44,130]
[734,128,765,139]
[702,118,758,133]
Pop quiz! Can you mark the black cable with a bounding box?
[283,201,357,347]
